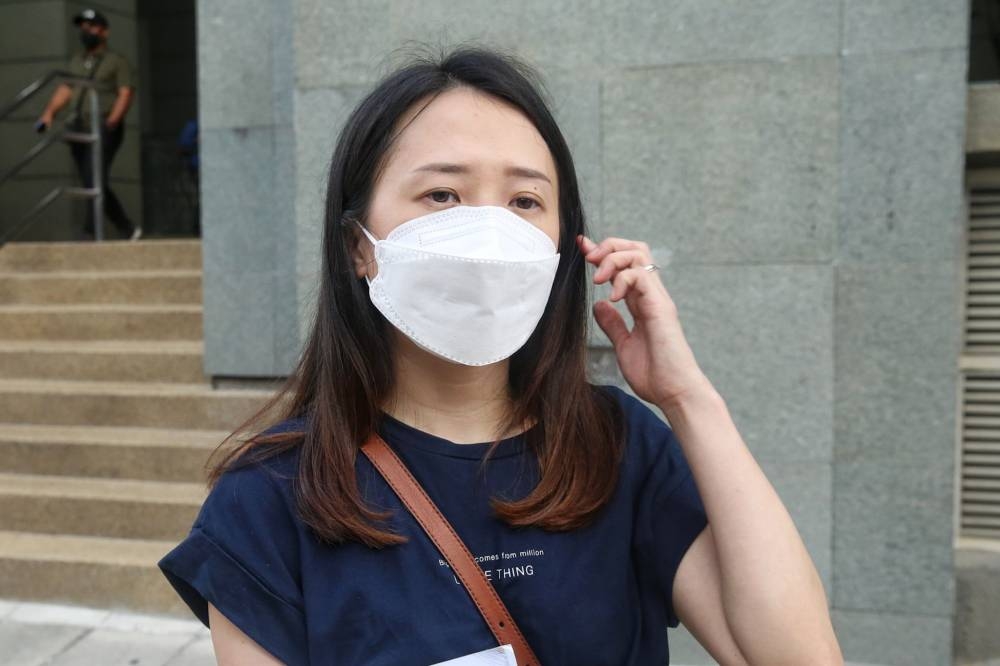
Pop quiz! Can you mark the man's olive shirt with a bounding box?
[66,48,133,124]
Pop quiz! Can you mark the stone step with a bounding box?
[0,530,191,616]
[0,240,201,273]
[0,423,226,481]
[0,270,202,305]
[0,378,275,430]
[0,340,206,383]
[0,472,205,541]
[0,304,202,341]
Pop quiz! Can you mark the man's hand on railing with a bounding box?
[35,111,54,133]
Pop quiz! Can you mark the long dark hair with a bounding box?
[206,46,625,548]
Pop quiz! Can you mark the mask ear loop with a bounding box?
[348,218,379,284]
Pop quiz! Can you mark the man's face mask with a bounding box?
[355,205,560,366]
[80,30,103,49]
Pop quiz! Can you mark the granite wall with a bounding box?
[197,2,969,663]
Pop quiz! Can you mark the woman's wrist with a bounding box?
[656,376,725,424]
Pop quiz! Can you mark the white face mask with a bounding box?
[355,205,560,366]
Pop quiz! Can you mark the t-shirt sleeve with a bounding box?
[114,54,132,89]
[157,461,307,665]
[623,390,709,628]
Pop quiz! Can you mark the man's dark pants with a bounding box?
[69,119,135,239]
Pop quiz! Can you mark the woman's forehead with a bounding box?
[385,87,557,182]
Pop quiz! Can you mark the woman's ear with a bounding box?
[346,218,373,279]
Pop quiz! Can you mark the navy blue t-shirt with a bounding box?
[158,385,708,665]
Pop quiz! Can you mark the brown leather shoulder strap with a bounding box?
[361,433,541,666]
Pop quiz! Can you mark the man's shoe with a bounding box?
[129,226,143,241]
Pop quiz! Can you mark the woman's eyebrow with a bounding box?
[412,162,552,185]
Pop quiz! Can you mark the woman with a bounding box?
[159,47,842,665]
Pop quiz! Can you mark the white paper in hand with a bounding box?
[430,644,518,666]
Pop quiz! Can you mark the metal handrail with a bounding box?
[0,71,105,246]
[0,123,95,186]
[0,70,90,122]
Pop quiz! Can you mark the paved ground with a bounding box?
[0,599,212,666]
[4,597,998,666]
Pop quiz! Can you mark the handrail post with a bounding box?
[88,87,104,241]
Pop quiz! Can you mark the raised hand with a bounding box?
[577,234,711,410]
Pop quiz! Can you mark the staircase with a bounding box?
[0,240,274,616]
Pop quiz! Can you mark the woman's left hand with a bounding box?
[577,234,713,410]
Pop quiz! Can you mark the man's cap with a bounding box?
[72,9,109,27]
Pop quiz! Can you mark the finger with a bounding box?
[593,300,629,349]
[609,266,657,302]
[577,234,599,255]
[584,237,652,264]
[593,249,648,284]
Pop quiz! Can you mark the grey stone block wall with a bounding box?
[196,0,298,377]
[0,0,142,241]
[832,2,968,661]
[197,2,971,663]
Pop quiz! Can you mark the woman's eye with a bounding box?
[512,196,539,210]
[428,190,457,204]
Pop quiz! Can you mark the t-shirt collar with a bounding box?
[377,411,531,460]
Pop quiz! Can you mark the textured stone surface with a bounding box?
[603,0,839,66]
[586,346,625,388]
[273,271,305,373]
[203,269,279,376]
[199,127,278,275]
[603,57,838,264]
[101,7,140,72]
[629,263,834,462]
[834,261,962,463]
[833,460,955,616]
[295,0,394,88]
[668,624,713,664]
[0,602,213,666]
[0,120,77,177]
[297,0,606,88]
[89,0,136,18]
[391,0,604,77]
[0,1,66,60]
[839,49,967,263]
[292,85,369,276]
[0,59,68,120]
[0,621,86,665]
[42,627,196,666]
[544,70,603,234]
[842,0,970,55]
[0,180,77,242]
[164,634,217,665]
[831,609,953,666]
[196,0,275,129]
[760,459,833,591]
[270,0,295,123]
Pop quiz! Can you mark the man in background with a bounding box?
[36,8,140,240]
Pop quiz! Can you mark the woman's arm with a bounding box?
[666,384,841,664]
[577,234,842,664]
[208,602,287,665]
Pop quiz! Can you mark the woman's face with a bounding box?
[355,86,560,278]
